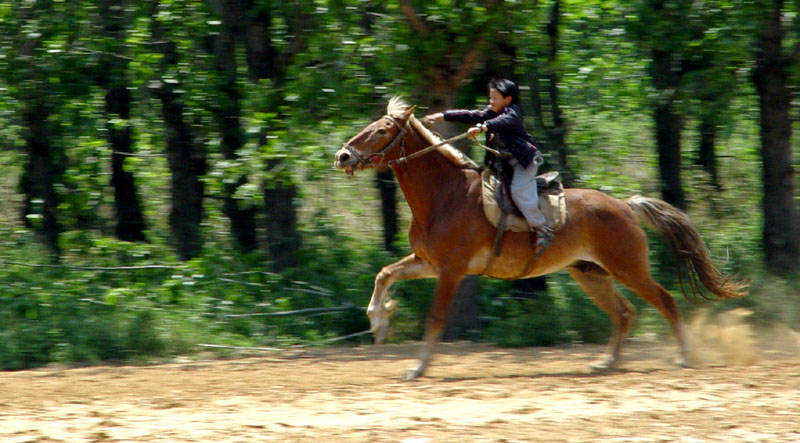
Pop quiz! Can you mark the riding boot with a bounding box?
[530,226,554,255]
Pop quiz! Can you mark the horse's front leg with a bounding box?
[368,254,437,344]
[406,270,465,380]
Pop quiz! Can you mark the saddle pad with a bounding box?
[481,169,568,233]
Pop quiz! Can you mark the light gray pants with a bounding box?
[510,153,546,230]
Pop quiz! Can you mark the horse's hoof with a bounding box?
[674,356,692,368]
[589,356,619,372]
[404,363,426,380]
[370,318,389,345]
[370,320,390,345]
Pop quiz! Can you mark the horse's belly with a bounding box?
[471,241,595,279]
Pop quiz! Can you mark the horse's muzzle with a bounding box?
[334,148,359,176]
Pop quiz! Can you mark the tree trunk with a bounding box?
[528,1,572,186]
[107,87,147,242]
[211,0,258,253]
[243,2,304,268]
[20,99,61,258]
[151,9,206,261]
[545,0,571,187]
[154,81,206,261]
[651,49,686,209]
[654,103,685,209]
[696,120,720,191]
[262,159,300,269]
[244,0,276,82]
[442,277,481,341]
[99,0,147,242]
[752,0,800,274]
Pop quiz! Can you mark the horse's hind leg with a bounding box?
[568,262,636,370]
[601,257,691,367]
[620,275,691,367]
[369,254,437,344]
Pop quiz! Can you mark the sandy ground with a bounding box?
[2,314,800,442]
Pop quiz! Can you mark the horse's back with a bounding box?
[563,188,637,224]
[560,187,651,271]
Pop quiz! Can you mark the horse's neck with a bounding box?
[391,129,469,226]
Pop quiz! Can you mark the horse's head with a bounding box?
[334,98,416,175]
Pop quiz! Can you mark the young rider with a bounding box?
[422,78,553,252]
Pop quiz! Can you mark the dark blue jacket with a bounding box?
[443,104,538,168]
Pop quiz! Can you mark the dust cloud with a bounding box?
[687,308,800,366]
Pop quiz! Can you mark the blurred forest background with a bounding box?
[0,0,798,370]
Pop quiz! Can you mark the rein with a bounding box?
[340,114,507,169]
[385,131,471,166]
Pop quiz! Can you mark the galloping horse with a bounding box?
[334,98,747,379]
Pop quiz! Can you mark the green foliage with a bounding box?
[481,275,614,348]
[0,225,385,369]
[126,311,165,357]
[485,295,568,348]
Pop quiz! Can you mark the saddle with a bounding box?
[481,169,567,233]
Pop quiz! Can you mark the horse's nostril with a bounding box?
[338,152,350,163]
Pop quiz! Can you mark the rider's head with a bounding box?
[488,78,519,113]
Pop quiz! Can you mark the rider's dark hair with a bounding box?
[489,78,520,107]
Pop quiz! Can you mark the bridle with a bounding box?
[339,115,410,169]
[340,113,497,169]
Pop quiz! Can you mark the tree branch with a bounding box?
[275,8,312,81]
[398,0,430,37]
[452,40,485,86]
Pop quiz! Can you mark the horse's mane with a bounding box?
[387,97,479,169]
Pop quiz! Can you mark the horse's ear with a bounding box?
[402,105,417,121]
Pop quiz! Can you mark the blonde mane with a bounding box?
[387,97,479,169]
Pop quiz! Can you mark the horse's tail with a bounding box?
[626,195,748,302]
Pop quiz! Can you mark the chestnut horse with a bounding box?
[334,98,747,379]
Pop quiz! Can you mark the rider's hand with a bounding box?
[467,125,484,137]
[422,113,443,126]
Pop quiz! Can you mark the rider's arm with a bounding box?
[482,105,522,133]
[442,106,494,125]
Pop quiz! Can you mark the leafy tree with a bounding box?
[627,0,757,208]
[208,0,258,253]
[628,0,696,208]
[752,0,800,273]
[244,0,312,269]
[2,0,95,257]
[681,4,749,192]
[97,0,148,242]
[512,0,573,185]
[148,0,208,260]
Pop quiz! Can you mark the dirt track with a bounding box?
[2,336,800,443]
